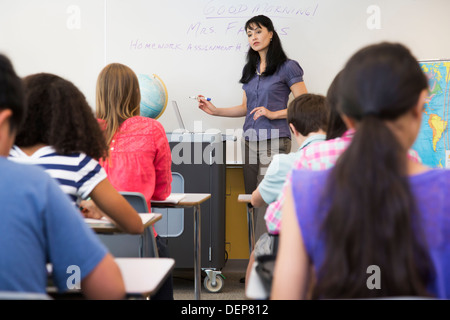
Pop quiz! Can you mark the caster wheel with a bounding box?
[203,275,224,293]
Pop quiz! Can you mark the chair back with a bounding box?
[98,191,157,257]
[119,191,149,213]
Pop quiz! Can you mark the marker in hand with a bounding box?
[190,95,211,101]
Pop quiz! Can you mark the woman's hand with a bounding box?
[198,95,218,116]
[250,106,273,120]
[80,199,106,220]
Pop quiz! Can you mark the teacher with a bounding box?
[198,15,307,208]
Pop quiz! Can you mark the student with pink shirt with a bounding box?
[96,62,173,300]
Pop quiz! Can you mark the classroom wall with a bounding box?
[1,0,450,162]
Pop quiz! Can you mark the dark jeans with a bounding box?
[151,235,174,300]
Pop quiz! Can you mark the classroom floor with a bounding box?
[173,259,248,300]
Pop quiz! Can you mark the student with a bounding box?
[323,71,347,141]
[272,42,450,299]
[263,71,420,235]
[0,54,125,299]
[197,15,307,239]
[247,75,348,293]
[246,93,328,288]
[96,62,173,300]
[264,71,352,235]
[250,94,328,208]
[9,73,143,235]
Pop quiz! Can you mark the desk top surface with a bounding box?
[151,193,211,208]
[237,194,252,203]
[115,258,175,297]
[86,213,161,234]
[47,258,175,298]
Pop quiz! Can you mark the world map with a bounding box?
[412,61,450,168]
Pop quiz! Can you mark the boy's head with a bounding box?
[0,54,25,155]
[287,93,329,136]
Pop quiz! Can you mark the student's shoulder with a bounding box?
[273,152,297,166]
[301,136,349,156]
[418,168,450,187]
[294,139,330,160]
[3,157,52,183]
[126,116,165,132]
[291,167,330,190]
[265,153,295,176]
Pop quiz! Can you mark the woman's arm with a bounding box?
[271,183,311,300]
[88,179,144,234]
[291,81,308,98]
[198,91,247,117]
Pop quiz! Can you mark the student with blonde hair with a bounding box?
[96,63,172,209]
[96,62,173,299]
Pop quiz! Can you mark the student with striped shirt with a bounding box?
[0,54,125,298]
[9,73,143,235]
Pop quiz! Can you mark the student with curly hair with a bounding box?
[9,72,143,235]
[0,54,125,299]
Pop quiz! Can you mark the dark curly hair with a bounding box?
[0,54,25,134]
[15,73,108,160]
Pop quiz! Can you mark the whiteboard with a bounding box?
[1,0,450,162]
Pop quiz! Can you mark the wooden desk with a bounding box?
[151,193,211,300]
[238,194,256,257]
[86,213,162,257]
[116,257,175,299]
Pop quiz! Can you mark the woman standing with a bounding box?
[198,15,307,236]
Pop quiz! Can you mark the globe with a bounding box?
[137,73,168,119]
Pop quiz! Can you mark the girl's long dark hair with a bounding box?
[239,15,287,84]
[325,71,347,140]
[15,73,108,160]
[313,42,434,299]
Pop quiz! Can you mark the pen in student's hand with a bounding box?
[189,95,211,101]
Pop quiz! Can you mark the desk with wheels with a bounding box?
[160,132,229,297]
[152,193,211,300]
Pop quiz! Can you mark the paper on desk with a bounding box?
[84,217,114,227]
[85,214,156,227]
[238,194,252,202]
[151,193,186,204]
